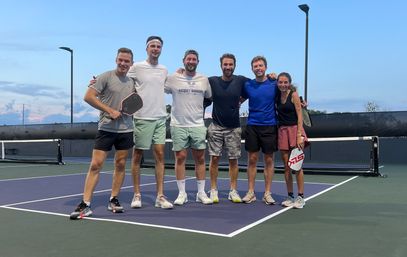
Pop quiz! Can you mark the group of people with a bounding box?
[69,35,308,220]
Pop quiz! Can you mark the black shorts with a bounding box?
[244,125,278,154]
[94,130,134,151]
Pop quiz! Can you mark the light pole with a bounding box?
[59,46,74,124]
[298,4,309,102]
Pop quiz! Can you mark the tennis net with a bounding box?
[141,136,380,176]
[0,139,64,165]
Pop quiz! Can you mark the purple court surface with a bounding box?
[0,173,335,237]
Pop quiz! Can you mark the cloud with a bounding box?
[0,81,100,124]
[0,42,55,52]
[0,81,69,99]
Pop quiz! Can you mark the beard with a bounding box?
[222,68,234,78]
[184,63,197,73]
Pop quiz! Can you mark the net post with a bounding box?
[57,139,65,165]
[1,141,4,160]
[371,136,380,176]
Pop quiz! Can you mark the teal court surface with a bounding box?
[0,161,406,257]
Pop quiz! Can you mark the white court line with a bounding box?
[2,177,196,207]
[0,167,160,182]
[0,172,347,238]
[0,164,51,169]
[227,175,359,237]
[299,175,359,202]
[0,171,112,182]
[0,176,349,238]
[1,205,231,238]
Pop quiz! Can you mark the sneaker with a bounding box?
[174,192,188,205]
[209,189,219,203]
[196,192,213,204]
[293,196,305,209]
[281,196,295,207]
[262,192,276,205]
[155,195,174,209]
[228,189,243,203]
[69,201,92,220]
[131,194,142,208]
[108,197,124,213]
[242,191,256,203]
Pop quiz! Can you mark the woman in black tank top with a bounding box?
[276,72,308,209]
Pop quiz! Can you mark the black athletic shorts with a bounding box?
[94,130,134,151]
[244,125,278,154]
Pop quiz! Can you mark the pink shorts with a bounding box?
[278,125,308,151]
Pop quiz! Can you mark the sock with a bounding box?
[288,192,294,198]
[197,180,206,193]
[177,179,186,194]
[84,201,91,206]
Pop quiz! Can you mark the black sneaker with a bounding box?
[108,197,124,213]
[70,201,92,220]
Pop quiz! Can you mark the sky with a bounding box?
[0,0,406,125]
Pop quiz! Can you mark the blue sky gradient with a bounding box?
[0,0,406,125]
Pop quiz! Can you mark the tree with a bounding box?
[307,109,327,115]
[365,101,380,112]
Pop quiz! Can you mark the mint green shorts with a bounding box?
[170,126,207,151]
[133,118,166,150]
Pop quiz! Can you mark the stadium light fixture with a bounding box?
[59,46,74,124]
[298,4,309,102]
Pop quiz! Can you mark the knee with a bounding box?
[89,161,103,173]
[154,150,165,163]
[133,149,143,162]
[176,153,187,164]
[248,155,258,165]
[211,156,220,165]
[115,158,126,171]
[195,155,205,166]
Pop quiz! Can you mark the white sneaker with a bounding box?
[155,195,173,209]
[196,192,213,204]
[130,194,142,208]
[174,192,188,206]
[293,196,305,209]
[262,192,276,205]
[209,189,219,203]
[228,189,243,203]
[242,191,256,203]
[281,196,295,207]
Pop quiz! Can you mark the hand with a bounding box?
[267,72,277,80]
[89,76,97,86]
[108,109,121,120]
[176,68,185,74]
[297,135,304,150]
[300,96,308,108]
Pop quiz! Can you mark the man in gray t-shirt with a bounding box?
[70,48,135,220]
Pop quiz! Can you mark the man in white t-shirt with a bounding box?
[165,49,213,205]
[127,36,173,209]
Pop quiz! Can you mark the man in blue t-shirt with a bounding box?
[241,56,278,205]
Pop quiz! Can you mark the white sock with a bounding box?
[177,179,186,194]
[84,201,91,206]
[197,180,206,193]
